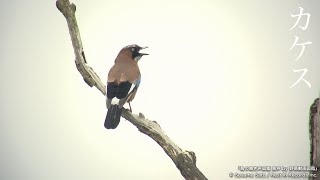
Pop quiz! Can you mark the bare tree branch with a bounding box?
[56,0,208,179]
[309,98,320,180]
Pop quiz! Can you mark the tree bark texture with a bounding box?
[309,98,320,180]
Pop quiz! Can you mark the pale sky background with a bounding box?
[0,0,319,179]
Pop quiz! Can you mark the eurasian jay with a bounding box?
[104,44,148,129]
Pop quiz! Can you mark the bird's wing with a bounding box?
[106,63,140,108]
[126,76,140,102]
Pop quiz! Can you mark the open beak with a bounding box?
[139,46,149,56]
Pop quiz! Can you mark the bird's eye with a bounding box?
[131,48,135,52]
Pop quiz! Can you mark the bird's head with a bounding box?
[119,44,149,62]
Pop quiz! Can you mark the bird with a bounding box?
[104,44,148,129]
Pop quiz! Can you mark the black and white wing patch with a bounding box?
[106,81,138,109]
[107,81,132,99]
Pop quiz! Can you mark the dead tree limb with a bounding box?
[56,0,208,179]
[309,97,320,180]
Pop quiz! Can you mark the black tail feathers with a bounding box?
[104,105,122,129]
